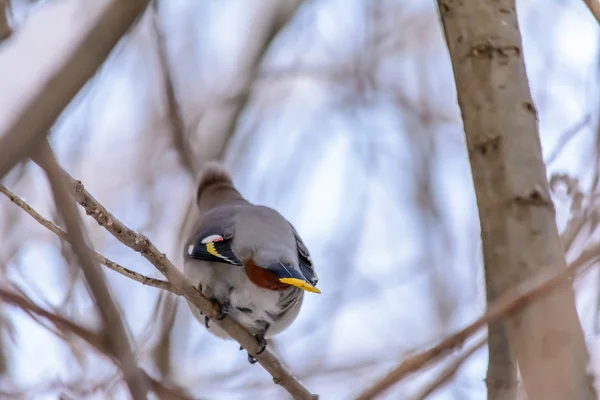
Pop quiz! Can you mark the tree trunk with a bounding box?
[436,1,596,400]
[485,275,518,400]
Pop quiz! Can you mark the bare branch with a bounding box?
[34,141,148,400]
[52,167,316,399]
[583,0,600,25]
[0,183,179,295]
[356,243,600,400]
[0,287,192,400]
[151,0,196,177]
[414,336,487,400]
[0,287,106,353]
[0,0,150,180]
[215,0,304,161]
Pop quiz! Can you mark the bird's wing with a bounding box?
[289,223,318,286]
[186,208,243,266]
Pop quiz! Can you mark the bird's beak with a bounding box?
[268,262,321,294]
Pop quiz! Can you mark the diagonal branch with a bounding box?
[215,0,304,161]
[356,243,600,400]
[51,166,316,399]
[0,183,179,295]
[34,140,148,400]
[414,336,487,400]
[1,163,315,398]
[0,0,150,181]
[583,0,600,25]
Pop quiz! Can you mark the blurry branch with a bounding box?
[150,292,178,381]
[356,242,600,400]
[0,0,150,181]
[151,0,196,177]
[51,167,316,400]
[0,0,11,379]
[545,115,590,165]
[0,287,192,400]
[0,183,179,295]
[0,0,10,41]
[438,1,593,400]
[215,0,304,161]
[0,287,106,353]
[34,141,148,400]
[550,174,586,252]
[583,0,600,24]
[414,336,487,400]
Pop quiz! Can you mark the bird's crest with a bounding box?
[196,161,233,201]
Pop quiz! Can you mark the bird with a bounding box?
[182,162,320,363]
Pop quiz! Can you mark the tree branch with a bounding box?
[212,0,304,162]
[47,166,316,399]
[0,0,150,181]
[0,287,192,400]
[414,336,487,400]
[356,243,600,400]
[583,0,600,25]
[151,0,196,177]
[0,183,179,295]
[34,141,148,400]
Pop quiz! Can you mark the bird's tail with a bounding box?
[196,161,233,200]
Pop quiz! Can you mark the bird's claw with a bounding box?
[255,334,267,355]
[247,334,267,364]
[204,299,230,329]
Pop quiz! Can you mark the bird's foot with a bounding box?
[247,334,268,364]
[204,299,230,329]
[255,334,267,355]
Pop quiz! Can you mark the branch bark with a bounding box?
[435,3,595,398]
[0,0,150,181]
[34,141,148,400]
[356,242,600,399]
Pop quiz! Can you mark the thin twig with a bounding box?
[34,141,148,400]
[0,0,150,180]
[0,183,179,295]
[414,336,487,400]
[55,167,316,399]
[216,0,304,161]
[356,243,600,400]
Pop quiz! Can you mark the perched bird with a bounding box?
[182,162,320,363]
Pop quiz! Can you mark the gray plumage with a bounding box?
[182,162,319,342]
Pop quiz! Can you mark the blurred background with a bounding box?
[0,0,599,399]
